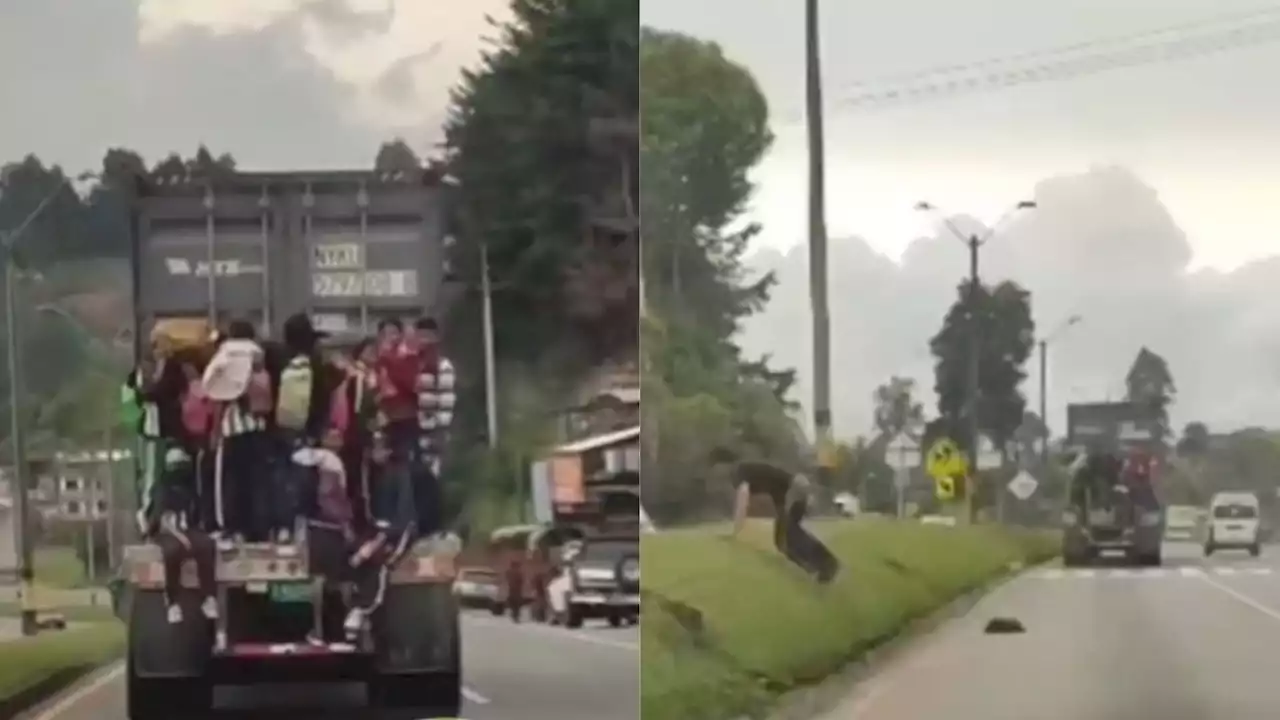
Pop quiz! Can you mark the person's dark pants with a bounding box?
[775,500,838,583]
[216,431,269,540]
[413,460,443,537]
[272,430,308,535]
[373,420,419,536]
[506,571,524,622]
[340,441,371,534]
[155,528,217,605]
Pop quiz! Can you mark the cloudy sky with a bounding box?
[641,0,1280,436]
[0,0,509,172]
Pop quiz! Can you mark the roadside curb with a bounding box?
[752,553,1058,720]
[12,659,123,720]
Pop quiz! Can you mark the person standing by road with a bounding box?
[709,447,838,584]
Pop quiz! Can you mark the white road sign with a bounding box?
[976,434,1002,470]
[1007,470,1039,501]
[885,432,921,471]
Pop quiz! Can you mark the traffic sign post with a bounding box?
[926,437,970,521]
[1007,470,1039,502]
[886,433,921,519]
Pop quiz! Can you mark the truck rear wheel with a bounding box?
[368,669,460,719]
[126,657,212,720]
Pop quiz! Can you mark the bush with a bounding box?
[639,519,1058,720]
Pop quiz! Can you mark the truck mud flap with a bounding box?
[129,589,212,678]
[373,582,460,674]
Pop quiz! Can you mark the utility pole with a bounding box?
[804,0,834,478]
[1037,314,1082,470]
[4,251,35,636]
[480,242,498,450]
[965,237,981,523]
[1039,339,1049,469]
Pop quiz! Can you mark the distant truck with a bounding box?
[1061,401,1166,567]
[119,168,463,719]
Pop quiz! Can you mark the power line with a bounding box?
[775,7,1280,122]
[836,5,1280,96]
[835,17,1280,114]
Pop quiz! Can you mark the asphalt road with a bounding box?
[28,611,639,720]
[820,540,1280,720]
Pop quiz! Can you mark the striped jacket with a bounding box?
[417,356,456,462]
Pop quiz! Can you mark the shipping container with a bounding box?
[130,169,452,345]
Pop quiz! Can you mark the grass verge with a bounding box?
[0,622,124,715]
[640,518,1058,720]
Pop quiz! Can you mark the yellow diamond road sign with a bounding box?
[926,437,969,480]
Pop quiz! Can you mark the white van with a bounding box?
[1205,492,1262,557]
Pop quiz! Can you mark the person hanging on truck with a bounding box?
[203,319,274,544]
[411,317,455,537]
[333,338,380,531]
[292,428,358,646]
[145,446,219,625]
[128,324,202,534]
[342,426,417,641]
[272,313,340,542]
[375,317,421,459]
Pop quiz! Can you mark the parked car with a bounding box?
[548,537,639,629]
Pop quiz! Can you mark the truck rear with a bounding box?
[120,168,464,718]
[1061,402,1166,567]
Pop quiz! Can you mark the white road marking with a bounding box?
[1198,572,1280,624]
[31,661,124,720]
[1029,565,1274,580]
[462,685,491,705]
[462,614,639,651]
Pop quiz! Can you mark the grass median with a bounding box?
[640,518,1059,720]
[0,622,124,709]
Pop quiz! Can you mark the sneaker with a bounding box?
[166,604,183,624]
[214,629,228,652]
[200,597,219,620]
[342,609,366,641]
[305,632,326,647]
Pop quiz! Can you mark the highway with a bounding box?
[821,540,1280,720]
[29,611,638,720]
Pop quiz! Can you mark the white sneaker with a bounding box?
[166,604,183,624]
[200,597,219,620]
[342,609,366,640]
[214,629,228,652]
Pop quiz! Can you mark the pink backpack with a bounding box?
[245,367,274,415]
[180,382,213,440]
[328,376,352,440]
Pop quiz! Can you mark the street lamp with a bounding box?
[1,170,101,635]
[1038,314,1083,467]
[914,199,1036,496]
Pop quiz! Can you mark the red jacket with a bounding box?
[377,345,420,422]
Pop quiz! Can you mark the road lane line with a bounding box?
[462,615,638,651]
[1180,567,1205,577]
[1198,573,1280,624]
[31,661,124,720]
[462,685,491,705]
[1215,567,1238,576]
